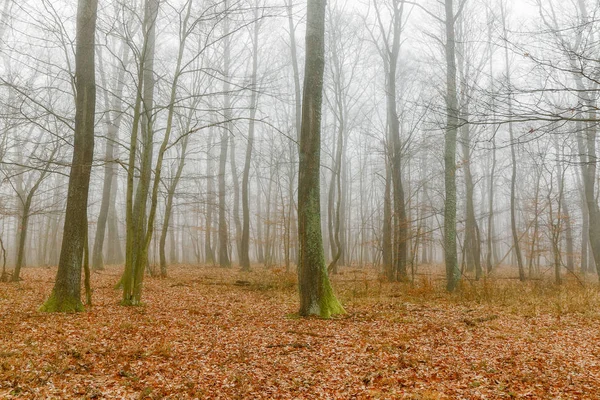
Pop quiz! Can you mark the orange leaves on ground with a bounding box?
[0,265,600,398]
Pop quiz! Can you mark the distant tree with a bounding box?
[218,0,232,268]
[297,0,344,318]
[240,3,262,272]
[91,35,130,272]
[40,0,98,312]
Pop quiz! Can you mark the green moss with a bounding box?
[39,292,84,313]
[114,276,124,290]
[319,279,345,319]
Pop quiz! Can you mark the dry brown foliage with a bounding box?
[1,264,600,399]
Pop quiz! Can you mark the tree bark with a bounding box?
[218,1,232,268]
[92,42,128,271]
[41,0,97,312]
[122,0,159,305]
[241,8,260,272]
[444,0,459,292]
[297,0,344,318]
[500,3,525,281]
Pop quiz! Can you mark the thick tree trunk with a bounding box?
[444,0,459,292]
[41,0,97,312]
[297,0,344,318]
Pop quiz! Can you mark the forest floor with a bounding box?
[1,265,600,399]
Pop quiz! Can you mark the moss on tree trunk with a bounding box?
[297,0,344,319]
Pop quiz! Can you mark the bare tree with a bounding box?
[40,0,98,312]
[298,0,344,318]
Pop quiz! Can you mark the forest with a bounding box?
[1,0,600,398]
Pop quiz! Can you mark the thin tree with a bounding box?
[240,4,261,272]
[500,0,525,281]
[218,0,232,268]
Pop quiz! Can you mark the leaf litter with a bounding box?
[0,265,599,399]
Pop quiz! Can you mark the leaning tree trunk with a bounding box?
[41,0,98,312]
[297,0,344,318]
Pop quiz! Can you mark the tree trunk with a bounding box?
[92,42,128,271]
[159,135,189,277]
[444,0,459,292]
[122,0,159,305]
[205,135,216,265]
[241,9,260,272]
[297,0,344,318]
[500,3,525,282]
[41,0,97,312]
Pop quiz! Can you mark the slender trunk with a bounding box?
[159,134,189,277]
[501,3,525,281]
[205,136,215,264]
[92,43,128,271]
[241,10,260,271]
[218,0,232,268]
[576,161,589,273]
[382,164,392,279]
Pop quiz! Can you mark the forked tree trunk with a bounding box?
[122,0,159,305]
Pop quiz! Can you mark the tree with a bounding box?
[91,36,130,271]
[443,0,460,292]
[40,0,98,312]
[218,0,232,268]
[500,0,525,282]
[371,0,409,281]
[11,142,58,281]
[122,0,160,305]
[240,3,261,272]
[297,0,344,318]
